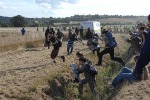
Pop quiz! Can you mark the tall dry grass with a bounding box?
[0,27,45,52]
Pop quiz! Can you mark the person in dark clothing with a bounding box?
[139,26,147,47]
[47,32,65,63]
[56,29,64,42]
[21,27,26,35]
[50,28,55,35]
[70,52,93,83]
[85,28,93,46]
[80,26,84,39]
[37,27,39,31]
[44,27,50,47]
[68,27,73,38]
[96,30,125,66]
[67,33,78,55]
[89,34,100,56]
[75,27,79,36]
[126,31,142,60]
[133,14,150,80]
[111,55,149,87]
[77,57,97,98]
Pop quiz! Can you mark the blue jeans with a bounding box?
[112,67,137,87]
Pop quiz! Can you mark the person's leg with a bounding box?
[88,77,96,93]
[134,54,150,79]
[120,67,132,74]
[78,79,88,95]
[112,73,136,87]
[51,48,59,63]
[109,47,125,66]
[67,47,70,55]
[97,48,110,65]
[96,48,100,57]
[70,47,74,54]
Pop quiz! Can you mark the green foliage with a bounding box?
[0,15,146,27]
[10,15,26,27]
[33,21,40,27]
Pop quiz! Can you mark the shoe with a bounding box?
[93,88,99,94]
[61,56,65,62]
[73,78,79,83]
[78,94,82,98]
[107,84,115,91]
[121,61,125,66]
[95,63,102,66]
[53,60,56,63]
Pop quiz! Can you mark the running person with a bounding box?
[47,32,65,63]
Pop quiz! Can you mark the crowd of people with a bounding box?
[42,15,150,98]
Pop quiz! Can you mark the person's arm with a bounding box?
[77,65,84,74]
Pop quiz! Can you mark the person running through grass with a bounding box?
[96,29,125,66]
[47,32,65,63]
[70,52,93,83]
[126,30,142,60]
[80,26,84,39]
[89,33,100,56]
[111,55,149,88]
[85,28,93,47]
[44,27,50,47]
[133,14,150,80]
[67,33,78,55]
[21,27,26,36]
[68,27,73,38]
[77,57,98,98]
[56,28,64,42]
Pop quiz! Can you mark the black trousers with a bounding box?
[98,47,124,65]
[67,47,73,55]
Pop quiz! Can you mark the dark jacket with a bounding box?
[85,30,93,39]
[133,31,150,79]
[78,63,94,79]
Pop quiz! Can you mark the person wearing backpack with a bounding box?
[96,29,125,66]
[70,52,93,83]
[47,32,65,63]
[77,57,98,98]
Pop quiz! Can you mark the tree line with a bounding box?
[0,14,145,27]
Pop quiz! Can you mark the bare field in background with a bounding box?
[0,27,71,53]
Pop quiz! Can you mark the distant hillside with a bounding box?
[0,15,147,27]
[0,16,11,23]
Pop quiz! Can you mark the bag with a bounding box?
[90,65,98,76]
[105,32,117,47]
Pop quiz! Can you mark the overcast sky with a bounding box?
[0,0,149,18]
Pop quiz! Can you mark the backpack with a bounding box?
[89,65,98,76]
[105,32,117,47]
[56,38,62,47]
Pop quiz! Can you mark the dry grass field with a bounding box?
[0,27,149,99]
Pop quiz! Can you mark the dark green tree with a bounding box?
[10,15,25,27]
